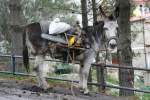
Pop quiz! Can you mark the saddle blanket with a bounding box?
[41,33,81,47]
[41,33,67,44]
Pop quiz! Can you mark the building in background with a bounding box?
[130,0,150,86]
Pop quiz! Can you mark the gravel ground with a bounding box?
[0,79,134,100]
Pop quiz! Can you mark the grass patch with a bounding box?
[0,72,27,79]
[141,93,150,100]
[0,72,73,88]
[107,74,119,85]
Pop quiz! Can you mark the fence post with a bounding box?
[100,65,106,92]
[97,64,106,92]
[88,68,92,90]
[96,66,101,92]
[11,54,16,75]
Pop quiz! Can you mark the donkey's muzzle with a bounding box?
[108,38,117,49]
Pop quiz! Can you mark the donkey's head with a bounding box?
[98,0,119,50]
[103,16,118,50]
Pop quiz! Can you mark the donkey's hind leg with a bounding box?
[34,55,49,90]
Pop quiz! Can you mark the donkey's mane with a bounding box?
[84,21,104,44]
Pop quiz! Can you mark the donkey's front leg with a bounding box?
[80,49,96,94]
[80,65,90,94]
[34,55,49,90]
[79,66,83,89]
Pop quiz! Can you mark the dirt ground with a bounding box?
[0,78,137,100]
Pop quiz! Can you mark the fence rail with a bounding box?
[0,54,150,94]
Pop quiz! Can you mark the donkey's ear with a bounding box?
[108,14,115,20]
[94,21,104,27]
[99,5,106,17]
[114,6,119,18]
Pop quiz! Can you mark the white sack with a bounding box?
[49,21,71,34]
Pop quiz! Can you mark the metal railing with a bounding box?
[0,54,150,94]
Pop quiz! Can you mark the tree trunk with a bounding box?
[92,0,105,92]
[8,0,25,55]
[81,0,92,90]
[117,0,134,96]
[92,0,97,25]
[81,0,88,29]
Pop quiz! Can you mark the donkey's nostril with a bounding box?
[110,43,116,49]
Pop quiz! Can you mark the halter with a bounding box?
[102,25,119,49]
[106,36,118,47]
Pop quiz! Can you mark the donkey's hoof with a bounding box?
[43,87,53,93]
[79,88,89,95]
[79,89,84,93]
[83,89,89,95]
[40,83,50,90]
[29,85,44,92]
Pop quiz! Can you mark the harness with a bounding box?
[64,31,82,47]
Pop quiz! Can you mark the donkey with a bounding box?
[22,17,118,94]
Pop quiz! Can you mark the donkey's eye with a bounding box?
[103,28,108,30]
[116,27,119,30]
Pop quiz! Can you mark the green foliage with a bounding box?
[21,0,79,23]
[54,63,73,74]
[141,93,150,100]
[0,0,10,40]
[0,40,11,54]
[107,74,119,85]
[136,92,150,100]
[0,73,28,80]
[130,0,136,16]
[60,15,78,25]
[110,90,119,96]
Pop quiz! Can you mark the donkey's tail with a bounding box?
[22,28,30,72]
